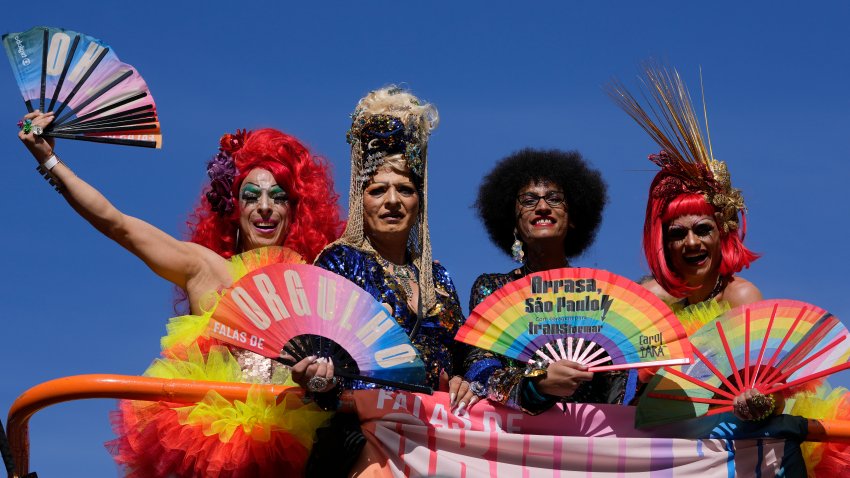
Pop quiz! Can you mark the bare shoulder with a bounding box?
[184,242,231,296]
[184,241,227,272]
[640,277,677,304]
[721,276,763,308]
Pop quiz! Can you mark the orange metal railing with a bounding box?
[4,374,353,478]
[6,374,850,477]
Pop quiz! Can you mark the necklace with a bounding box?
[685,275,727,306]
[519,259,571,276]
[377,256,416,298]
[705,275,727,301]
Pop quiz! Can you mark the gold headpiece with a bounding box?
[606,62,745,232]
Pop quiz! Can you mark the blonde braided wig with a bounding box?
[329,86,440,312]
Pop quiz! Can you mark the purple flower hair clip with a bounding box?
[205,129,248,216]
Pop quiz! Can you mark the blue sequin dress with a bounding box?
[314,244,466,391]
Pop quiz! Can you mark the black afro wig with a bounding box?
[475,148,608,259]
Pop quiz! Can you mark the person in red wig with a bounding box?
[639,151,762,311]
[608,66,770,422]
[611,69,850,476]
[19,111,341,310]
[19,111,343,477]
[637,150,773,422]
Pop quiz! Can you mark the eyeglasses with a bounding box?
[516,191,566,209]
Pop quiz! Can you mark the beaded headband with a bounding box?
[347,114,424,183]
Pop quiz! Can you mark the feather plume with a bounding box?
[606,61,746,232]
[606,61,714,172]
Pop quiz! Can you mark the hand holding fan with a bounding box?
[456,268,692,371]
[3,26,161,148]
[208,263,431,393]
[637,299,850,427]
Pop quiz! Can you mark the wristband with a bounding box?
[41,154,60,171]
[36,154,64,193]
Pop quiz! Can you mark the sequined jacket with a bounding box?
[314,244,466,391]
[464,270,633,415]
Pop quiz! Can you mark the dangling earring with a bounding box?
[511,229,525,263]
[235,228,241,253]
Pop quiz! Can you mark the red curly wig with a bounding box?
[644,189,759,299]
[187,128,343,262]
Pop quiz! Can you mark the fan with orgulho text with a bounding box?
[208,262,431,393]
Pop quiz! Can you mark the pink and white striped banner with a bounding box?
[351,390,804,477]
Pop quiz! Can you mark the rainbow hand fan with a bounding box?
[3,26,161,148]
[636,299,850,428]
[456,268,692,371]
[208,263,430,393]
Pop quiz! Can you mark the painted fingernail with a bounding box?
[450,392,456,404]
[456,402,466,414]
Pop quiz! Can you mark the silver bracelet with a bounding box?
[36,154,64,193]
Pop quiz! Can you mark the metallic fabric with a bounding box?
[231,348,290,384]
[314,244,465,390]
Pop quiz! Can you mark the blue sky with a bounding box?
[2,1,849,475]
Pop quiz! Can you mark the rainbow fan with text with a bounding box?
[456,268,693,371]
[3,26,161,148]
[636,299,850,427]
[208,263,430,393]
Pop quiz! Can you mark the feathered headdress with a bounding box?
[606,63,746,232]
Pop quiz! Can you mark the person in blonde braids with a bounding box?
[289,86,472,476]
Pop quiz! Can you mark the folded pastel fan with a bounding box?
[3,26,161,148]
[456,268,692,371]
[208,263,430,393]
[637,299,850,428]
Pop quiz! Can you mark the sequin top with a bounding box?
[464,270,633,415]
[314,244,466,391]
[231,348,290,384]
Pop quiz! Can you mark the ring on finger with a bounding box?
[468,381,487,398]
[308,376,330,392]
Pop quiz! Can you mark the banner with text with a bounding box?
[352,390,805,477]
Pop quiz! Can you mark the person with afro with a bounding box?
[462,148,634,414]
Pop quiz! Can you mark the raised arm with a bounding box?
[19,111,213,291]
